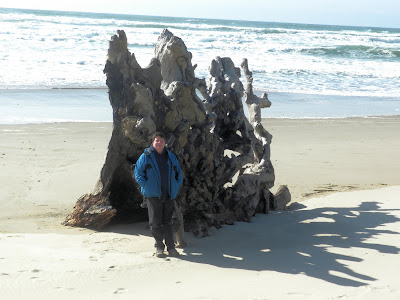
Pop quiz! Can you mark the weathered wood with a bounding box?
[64,29,289,237]
[272,185,292,210]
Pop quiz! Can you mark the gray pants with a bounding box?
[146,197,175,251]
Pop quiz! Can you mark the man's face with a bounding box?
[152,136,166,154]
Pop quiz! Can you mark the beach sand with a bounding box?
[1,117,399,299]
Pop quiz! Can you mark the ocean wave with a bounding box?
[123,22,242,33]
[83,32,100,38]
[294,45,400,59]
[2,7,400,101]
[0,116,111,125]
[127,43,154,48]
[261,29,290,34]
[198,38,217,43]
[392,51,400,57]
[370,37,400,44]
[255,87,400,98]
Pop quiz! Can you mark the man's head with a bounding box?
[152,132,166,154]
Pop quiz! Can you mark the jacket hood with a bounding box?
[149,144,167,155]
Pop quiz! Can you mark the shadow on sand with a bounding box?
[178,200,400,287]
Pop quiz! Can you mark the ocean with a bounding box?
[1,7,400,123]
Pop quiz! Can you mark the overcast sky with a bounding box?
[1,0,400,28]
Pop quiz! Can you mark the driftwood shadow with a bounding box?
[103,222,152,238]
[180,200,400,287]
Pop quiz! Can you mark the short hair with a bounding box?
[152,132,166,141]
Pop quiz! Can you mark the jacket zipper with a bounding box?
[149,154,162,197]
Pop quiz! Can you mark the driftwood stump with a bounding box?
[63,29,289,237]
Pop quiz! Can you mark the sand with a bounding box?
[1,116,400,299]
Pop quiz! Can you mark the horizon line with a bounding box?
[2,6,400,30]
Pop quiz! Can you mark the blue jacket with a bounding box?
[134,147,183,199]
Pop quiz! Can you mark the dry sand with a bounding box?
[1,116,399,299]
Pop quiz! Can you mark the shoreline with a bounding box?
[1,88,399,124]
[2,114,400,127]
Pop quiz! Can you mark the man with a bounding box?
[134,132,183,258]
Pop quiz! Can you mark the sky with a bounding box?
[1,0,400,28]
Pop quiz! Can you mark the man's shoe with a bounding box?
[155,248,165,258]
[168,248,180,257]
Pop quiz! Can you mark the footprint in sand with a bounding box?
[30,269,41,279]
[113,288,126,295]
